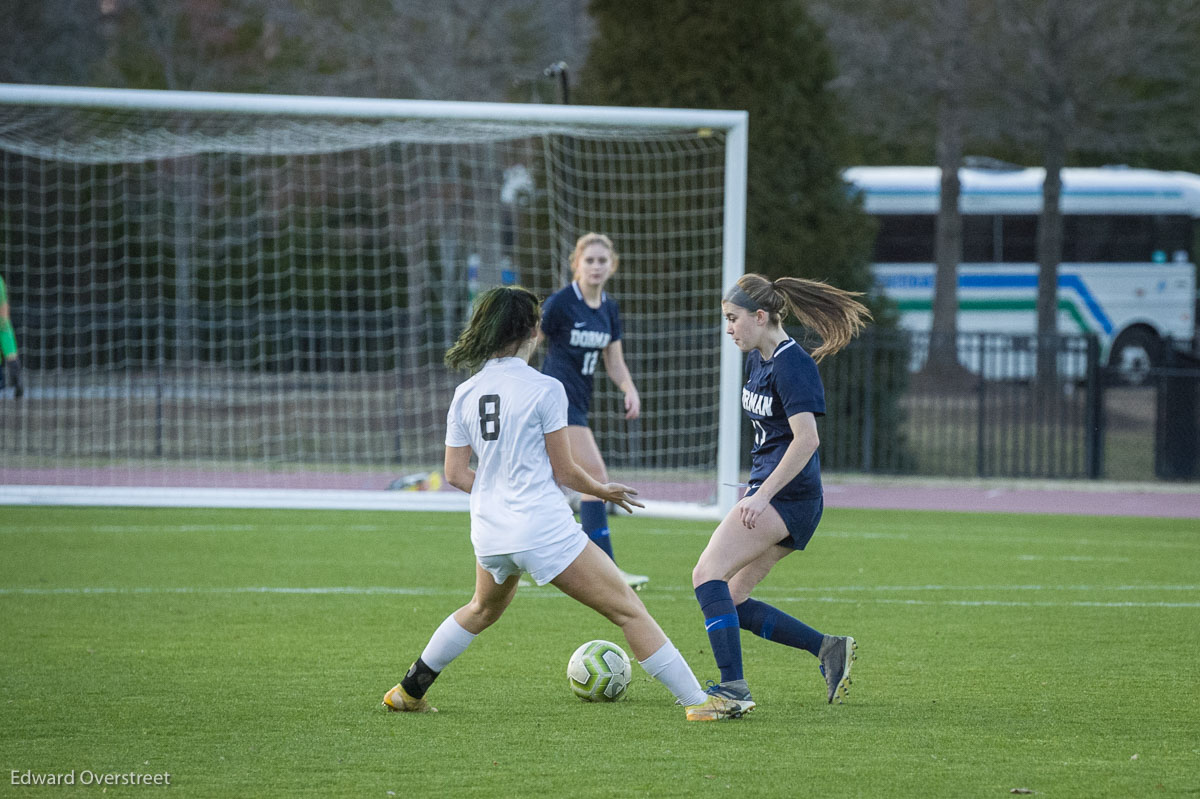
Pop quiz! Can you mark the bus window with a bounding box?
[1000,215,1037,261]
[1098,215,1149,261]
[874,215,934,262]
[1063,215,1193,262]
[963,215,997,262]
[874,213,1194,264]
[1152,215,1193,262]
[1064,215,1115,261]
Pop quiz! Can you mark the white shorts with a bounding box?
[476,531,589,587]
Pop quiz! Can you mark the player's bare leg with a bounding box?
[551,541,662,659]
[384,565,521,713]
[567,426,648,590]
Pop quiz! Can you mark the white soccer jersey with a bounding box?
[444,356,582,556]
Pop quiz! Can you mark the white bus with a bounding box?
[844,164,1200,383]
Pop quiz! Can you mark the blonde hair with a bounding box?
[569,232,619,278]
[725,274,871,362]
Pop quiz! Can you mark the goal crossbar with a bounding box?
[0,82,746,130]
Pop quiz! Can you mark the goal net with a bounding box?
[0,85,746,516]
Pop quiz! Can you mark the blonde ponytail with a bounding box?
[725,274,870,362]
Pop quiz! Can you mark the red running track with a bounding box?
[821,479,1200,519]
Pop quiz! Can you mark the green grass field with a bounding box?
[1,505,1197,798]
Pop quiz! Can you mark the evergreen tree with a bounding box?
[580,0,875,294]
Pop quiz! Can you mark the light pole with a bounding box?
[543,61,570,105]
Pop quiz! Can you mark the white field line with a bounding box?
[1016,554,1131,562]
[795,597,1200,608]
[1,584,1197,608]
[0,586,448,595]
[6,524,1199,552]
[816,529,1200,549]
[737,584,1200,592]
[3,524,404,534]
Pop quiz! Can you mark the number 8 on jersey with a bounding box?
[479,394,500,440]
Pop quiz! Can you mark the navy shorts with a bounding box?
[566,403,590,427]
[746,485,823,550]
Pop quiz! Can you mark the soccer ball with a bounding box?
[567,639,632,702]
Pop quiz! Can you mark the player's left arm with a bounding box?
[601,340,640,420]
[545,427,643,513]
[736,412,819,530]
[443,445,475,494]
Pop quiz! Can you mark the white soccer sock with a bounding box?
[420,615,477,673]
[639,641,707,706]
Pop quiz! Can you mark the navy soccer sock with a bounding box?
[736,597,824,656]
[580,500,614,559]
[694,579,743,683]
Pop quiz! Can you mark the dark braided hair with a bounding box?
[445,286,541,370]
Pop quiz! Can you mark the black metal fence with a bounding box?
[1154,345,1200,480]
[813,329,1109,480]
[5,321,1198,485]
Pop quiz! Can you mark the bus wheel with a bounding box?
[1108,327,1162,387]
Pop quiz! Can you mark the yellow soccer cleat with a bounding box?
[685,682,756,721]
[382,683,437,713]
[685,694,756,721]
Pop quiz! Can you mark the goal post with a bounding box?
[0,83,746,517]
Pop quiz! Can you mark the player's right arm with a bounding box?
[539,292,566,340]
[736,411,818,529]
[443,389,475,493]
[544,427,643,513]
[444,444,475,494]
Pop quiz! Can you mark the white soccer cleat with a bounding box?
[817,635,857,704]
[618,568,649,590]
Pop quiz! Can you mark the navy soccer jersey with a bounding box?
[540,282,622,422]
[743,338,826,499]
